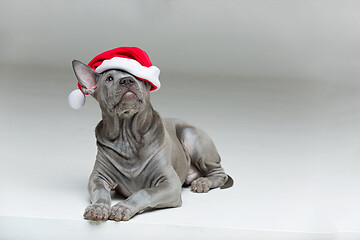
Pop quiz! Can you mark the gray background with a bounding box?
[1,1,359,239]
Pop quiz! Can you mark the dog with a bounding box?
[71,54,233,222]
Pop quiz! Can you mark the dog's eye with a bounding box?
[106,76,113,83]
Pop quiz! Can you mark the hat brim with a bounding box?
[94,57,160,91]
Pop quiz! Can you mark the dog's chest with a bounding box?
[97,138,162,186]
[110,153,162,197]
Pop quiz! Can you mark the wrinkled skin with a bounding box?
[72,60,233,221]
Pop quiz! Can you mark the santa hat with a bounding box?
[68,47,160,109]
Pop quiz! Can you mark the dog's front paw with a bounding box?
[191,177,212,193]
[83,203,110,221]
[109,201,137,221]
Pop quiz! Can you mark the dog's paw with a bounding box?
[191,177,212,193]
[109,201,137,221]
[83,203,110,221]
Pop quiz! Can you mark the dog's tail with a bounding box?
[220,175,234,189]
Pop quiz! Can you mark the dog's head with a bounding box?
[72,60,151,117]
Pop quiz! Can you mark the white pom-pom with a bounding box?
[68,89,85,109]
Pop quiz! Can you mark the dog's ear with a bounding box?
[72,60,99,94]
[143,81,152,91]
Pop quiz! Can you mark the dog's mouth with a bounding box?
[121,91,138,101]
[110,90,142,113]
[120,90,142,102]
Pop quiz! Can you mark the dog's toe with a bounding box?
[191,177,211,193]
[84,203,109,221]
[109,201,136,221]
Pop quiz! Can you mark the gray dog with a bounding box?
[72,60,233,221]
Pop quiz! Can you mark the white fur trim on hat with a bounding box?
[68,89,85,109]
[95,57,161,90]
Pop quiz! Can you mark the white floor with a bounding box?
[1,64,359,240]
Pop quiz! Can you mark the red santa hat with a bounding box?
[68,47,160,109]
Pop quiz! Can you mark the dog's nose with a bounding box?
[119,77,134,87]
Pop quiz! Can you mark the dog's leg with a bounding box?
[109,172,182,221]
[83,173,112,221]
[178,126,230,193]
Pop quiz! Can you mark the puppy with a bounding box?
[72,54,233,221]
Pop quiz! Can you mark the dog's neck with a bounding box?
[97,103,163,143]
